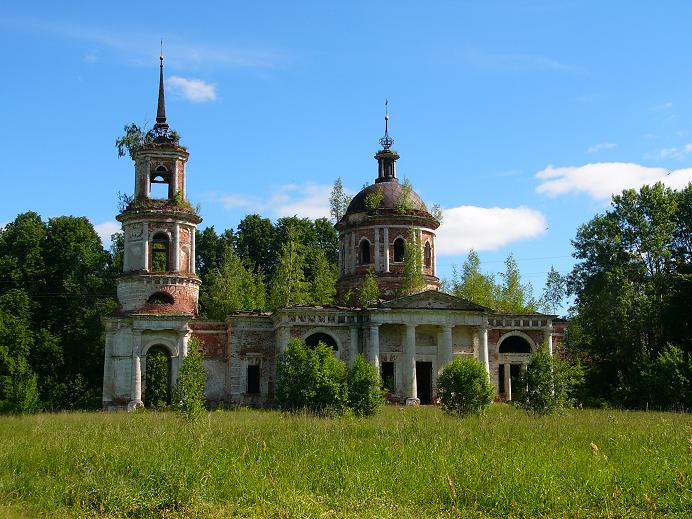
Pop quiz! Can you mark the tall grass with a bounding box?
[0,405,689,518]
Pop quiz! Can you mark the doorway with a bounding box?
[416,362,433,404]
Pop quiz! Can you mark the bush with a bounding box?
[437,357,495,416]
[172,337,207,420]
[514,345,568,415]
[347,354,383,416]
[276,339,347,415]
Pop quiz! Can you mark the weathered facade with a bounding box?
[102,58,565,410]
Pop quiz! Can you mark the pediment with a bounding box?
[379,290,492,312]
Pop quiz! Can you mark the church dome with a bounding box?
[345,180,427,216]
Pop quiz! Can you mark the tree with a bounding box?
[568,182,691,406]
[115,123,180,160]
[437,357,495,416]
[399,229,425,296]
[0,290,40,414]
[496,253,537,313]
[307,248,337,306]
[539,266,565,315]
[200,249,266,319]
[235,214,278,277]
[172,337,207,419]
[195,226,235,279]
[329,177,351,222]
[269,231,310,309]
[275,339,347,415]
[450,250,497,309]
[347,354,383,416]
[359,267,380,307]
[514,346,567,415]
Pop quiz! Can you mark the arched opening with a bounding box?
[498,335,532,353]
[359,239,371,265]
[147,291,174,305]
[144,345,171,408]
[393,237,405,263]
[305,332,338,351]
[151,233,170,272]
[424,241,432,268]
[150,166,170,199]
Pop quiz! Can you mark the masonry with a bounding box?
[102,57,565,410]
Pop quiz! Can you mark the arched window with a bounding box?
[147,291,174,305]
[393,237,405,263]
[498,335,532,353]
[150,166,170,199]
[424,241,432,268]
[151,233,170,272]
[305,332,338,351]
[359,239,371,265]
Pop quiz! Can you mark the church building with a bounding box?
[102,57,565,410]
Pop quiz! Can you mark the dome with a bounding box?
[345,180,427,216]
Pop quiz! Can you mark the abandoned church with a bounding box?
[102,57,566,410]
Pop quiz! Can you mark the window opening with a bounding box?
[360,239,371,265]
[381,362,395,392]
[424,242,432,268]
[151,233,170,272]
[393,237,405,262]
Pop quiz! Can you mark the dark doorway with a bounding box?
[498,364,505,394]
[381,362,395,392]
[144,346,171,408]
[416,362,433,404]
[247,365,260,394]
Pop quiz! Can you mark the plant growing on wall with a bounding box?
[365,188,385,211]
[398,229,425,296]
[359,267,379,307]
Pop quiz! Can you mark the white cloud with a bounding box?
[436,206,547,255]
[535,162,692,201]
[94,221,121,246]
[462,49,580,73]
[587,142,617,154]
[83,51,98,64]
[645,143,692,160]
[168,76,217,102]
[219,183,332,220]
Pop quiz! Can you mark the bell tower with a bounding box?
[116,51,202,315]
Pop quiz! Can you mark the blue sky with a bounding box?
[2,1,692,310]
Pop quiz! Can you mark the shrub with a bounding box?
[437,357,495,416]
[172,337,207,420]
[276,339,347,416]
[347,354,383,416]
[514,345,566,415]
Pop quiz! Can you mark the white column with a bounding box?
[349,325,359,367]
[404,324,417,400]
[368,325,380,371]
[504,362,512,401]
[102,334,113,405]
[374,227,380,272]
[544,327,553,356]
[383,227,390,272]
[437,325,453,374]
[432,236,437,276]
[132,354,142,405]
[479,325,490,377]
[275,326,290,355]
[173,224,180,272]
[142,222,150,272]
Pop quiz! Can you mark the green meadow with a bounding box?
[0,405,690,518]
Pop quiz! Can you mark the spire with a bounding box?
[154,41,168,131]
[375,99,399,183]
[379,99,394,150]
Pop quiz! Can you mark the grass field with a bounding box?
[0,405,690,518]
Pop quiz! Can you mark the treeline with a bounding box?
[194,215,340,318]
[0,213,119,411]
[567,183,692,409]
